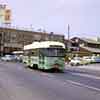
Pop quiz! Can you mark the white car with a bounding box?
[69,57,83,66]
[91,56,100,63]
[82,56,92,64]
[69,56,89,66]
[1,55,16,61]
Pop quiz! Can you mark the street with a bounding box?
[0,61,100,100]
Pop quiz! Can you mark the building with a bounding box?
[0,27,64,55]
[71,37,100,56]
[64,39,79,52]
[64,39,80,60]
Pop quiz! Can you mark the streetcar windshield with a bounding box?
[39,48,65,57]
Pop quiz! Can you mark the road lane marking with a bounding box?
[39,72,100,92]
[43,73,100,92]
[70,72,100,80]
[66,79,100,92]
[24,67,100,93]
[77,66,100,71]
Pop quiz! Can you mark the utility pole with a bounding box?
[68,24,70,41]
[67,24,70,52]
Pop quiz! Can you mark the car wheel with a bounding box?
[70,63,74,66]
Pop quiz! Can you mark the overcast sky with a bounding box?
[0,0,100,38]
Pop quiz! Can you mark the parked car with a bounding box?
[82,56,93,64]
[92,56,100,63]
[69,57,88,66]
[1,55,16,61]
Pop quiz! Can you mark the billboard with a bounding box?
[0,5,5,24]
[4,9,11,24]
[0,4,11,25]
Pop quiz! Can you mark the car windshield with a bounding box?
[83,56,91,59]
[5,55,12,57]
[73,57,82,60]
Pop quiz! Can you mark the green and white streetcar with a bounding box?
[23,41,66,71]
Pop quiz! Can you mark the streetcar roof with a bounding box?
[12,51,23,54]
[24,41,65,50]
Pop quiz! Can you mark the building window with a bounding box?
[10,33,17,43]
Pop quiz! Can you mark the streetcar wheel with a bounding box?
[33,64,38,69]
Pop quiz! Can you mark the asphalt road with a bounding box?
[66,64,100,77]
[0,61,100,100]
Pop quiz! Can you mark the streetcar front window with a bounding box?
[40,48,65,57]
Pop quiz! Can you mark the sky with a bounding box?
[0,0,100,39]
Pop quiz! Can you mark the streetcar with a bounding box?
[23,41,66,71]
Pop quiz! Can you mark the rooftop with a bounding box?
[71,37,100,44]
[81,38,100,44]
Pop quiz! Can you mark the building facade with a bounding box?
[71,37,100,56]
[0,27,64,55]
